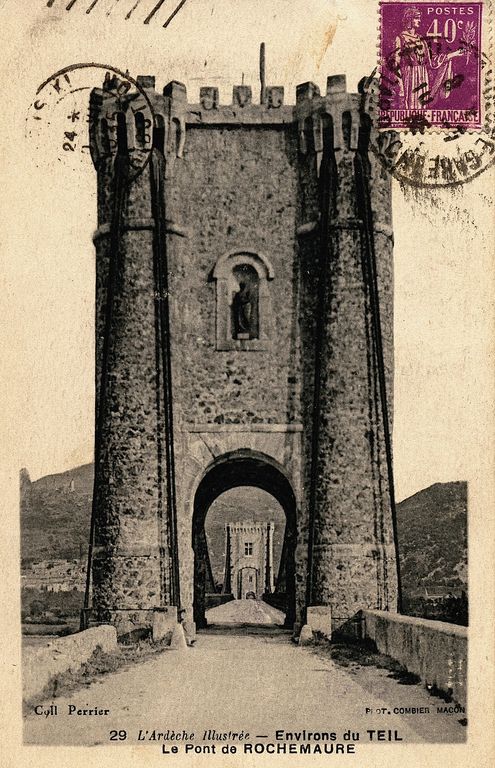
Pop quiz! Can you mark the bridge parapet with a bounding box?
[362,610,467,708]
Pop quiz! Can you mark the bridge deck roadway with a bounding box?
[23,601,465,746]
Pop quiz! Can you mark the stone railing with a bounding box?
[23,626,117,704]
[362,610,467,707]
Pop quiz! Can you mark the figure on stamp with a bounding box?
[231,264,259,340]
[393,6,467,110]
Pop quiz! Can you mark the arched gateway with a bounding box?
[86,72,400,641]
[192,450,297,629]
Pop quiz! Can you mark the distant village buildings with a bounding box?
[21,559,86,593]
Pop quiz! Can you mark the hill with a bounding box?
[20,463,93,564]
[395,481,467,597]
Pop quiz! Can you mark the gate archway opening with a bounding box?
[192,451,297,630]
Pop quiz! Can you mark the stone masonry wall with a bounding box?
[167,125,301,427]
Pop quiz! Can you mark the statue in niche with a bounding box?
[231,264,259,340]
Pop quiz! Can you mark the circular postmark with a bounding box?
[361,65,495,188]
[26,63,155,180]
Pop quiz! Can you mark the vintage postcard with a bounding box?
[1,1,494,767]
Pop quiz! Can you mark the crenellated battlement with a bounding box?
[226,521,275,533]
[89,72,370,166]
[295,75,367,156]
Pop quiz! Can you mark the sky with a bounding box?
[1,0,494,502]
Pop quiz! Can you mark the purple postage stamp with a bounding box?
[379,1,483,129]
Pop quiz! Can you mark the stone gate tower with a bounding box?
[223,521,275,600]
[87,67,400,639]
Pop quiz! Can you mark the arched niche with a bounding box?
[212,249,275,351]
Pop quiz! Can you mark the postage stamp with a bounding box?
[379,1,483,130]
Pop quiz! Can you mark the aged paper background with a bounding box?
[0,0,494,766]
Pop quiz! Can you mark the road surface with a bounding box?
[23,601,466,746]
